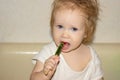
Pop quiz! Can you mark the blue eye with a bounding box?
[71,27,78,31]
[57,25,63,29]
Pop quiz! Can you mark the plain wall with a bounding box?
[0,0,120,43]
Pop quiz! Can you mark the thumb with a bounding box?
[54,56,60,64]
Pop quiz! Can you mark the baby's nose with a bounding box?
[61,30,69,38]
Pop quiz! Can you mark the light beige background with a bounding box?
[0,0,120,43]
[0,1,120,80]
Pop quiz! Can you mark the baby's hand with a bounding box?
[43,55,60,77]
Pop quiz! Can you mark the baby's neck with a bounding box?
[61,44,91,72]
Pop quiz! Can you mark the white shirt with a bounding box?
[32,41,104,80]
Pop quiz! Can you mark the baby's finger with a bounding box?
[43,60,55,75]
[43,66,50,76]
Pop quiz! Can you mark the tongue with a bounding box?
[62,42,70,50]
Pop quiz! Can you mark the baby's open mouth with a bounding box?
[61,41,70,50]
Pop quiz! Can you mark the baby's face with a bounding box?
[52,9,87,52]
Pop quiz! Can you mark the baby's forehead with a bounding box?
[55,8,88,20]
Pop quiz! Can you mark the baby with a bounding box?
[30,0,104,80]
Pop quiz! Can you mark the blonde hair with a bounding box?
[50,0,99,44]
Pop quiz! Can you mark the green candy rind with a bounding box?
[55,43,64,56]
